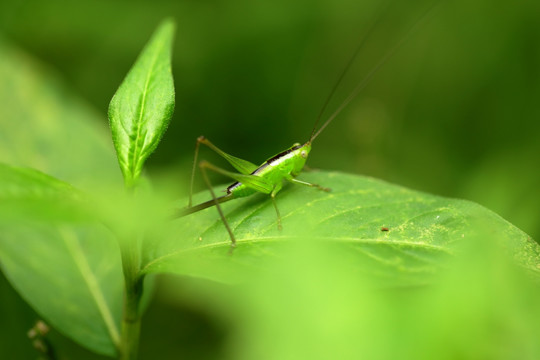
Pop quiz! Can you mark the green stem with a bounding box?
[119,236,143,360]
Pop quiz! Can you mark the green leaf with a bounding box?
[141,171,540,286]
[0,163,75,199]
[108,19,176,187]
[0,37,121,191]
[0,163,83,224]
[0,164,123,357]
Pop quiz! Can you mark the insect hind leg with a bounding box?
[270,185,283,231]
[198,161,236,251]
[188,136,259,208]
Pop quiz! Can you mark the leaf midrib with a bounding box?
[59,227,121,349]
[129,37,166,178]
[141,236,451,274]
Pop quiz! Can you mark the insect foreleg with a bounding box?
[270,183,284,231]
[288,178,331,192]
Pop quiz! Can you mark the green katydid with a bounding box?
[175,9,431,249]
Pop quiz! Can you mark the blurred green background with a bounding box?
[1,0,539,358]
[1,0,538,235]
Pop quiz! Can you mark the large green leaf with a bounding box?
[0,164,123,357]
[142,171,540,286]
[152,173,540,360]
[0,37,121,191]
[108,20,175,187]
[0,163,75,198]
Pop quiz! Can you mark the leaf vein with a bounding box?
[140,236,451,274]
[59,227,121,349]
[129,37,166,177]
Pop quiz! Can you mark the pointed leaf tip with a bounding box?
[108,19,176,188]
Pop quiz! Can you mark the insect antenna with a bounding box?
[308,3,438,144]
[308,6,388,143]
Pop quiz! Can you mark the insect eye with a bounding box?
[301,150,307,158]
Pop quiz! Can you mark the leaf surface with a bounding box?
[0,38,121,190]
[143,171,540,286]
